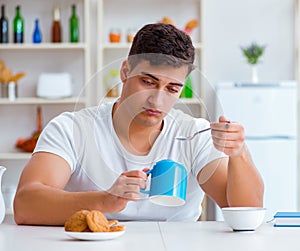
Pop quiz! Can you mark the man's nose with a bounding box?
[147,90,164,106]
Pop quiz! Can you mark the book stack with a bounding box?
[273,212,300,227]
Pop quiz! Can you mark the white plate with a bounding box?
[65,230,125,241]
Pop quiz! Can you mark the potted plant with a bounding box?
[241,42,266,83]
[0,60,25,98]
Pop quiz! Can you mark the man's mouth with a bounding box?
[143,108,162,115]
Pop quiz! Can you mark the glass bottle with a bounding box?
[13,5,24,43]
[180,76,193,98]
[32,19,42,43]
[69,4,79,42]
[51,6,62,43]
[0,5,9,43]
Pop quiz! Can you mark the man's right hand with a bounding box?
[105,170,148,212]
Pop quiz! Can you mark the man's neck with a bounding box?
[112,101,163,155]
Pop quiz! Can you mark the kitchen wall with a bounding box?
[202,0,295,118]
[201,0,297,219]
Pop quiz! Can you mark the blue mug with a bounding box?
[141,159,187,206]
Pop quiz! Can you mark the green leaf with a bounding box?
[241,42,266,65]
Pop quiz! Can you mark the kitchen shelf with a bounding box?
[97,97,202,105]
[0,152,31,160]
[0,97,86,105]
[102,42,203,50]
[177,98,204,105]
[0,43,87,50]
[0,0,91,165]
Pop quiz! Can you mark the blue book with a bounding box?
[273,212,300,227]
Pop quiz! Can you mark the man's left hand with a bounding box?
[210,115,245,157]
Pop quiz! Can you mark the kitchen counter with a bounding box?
[0,215,298,251]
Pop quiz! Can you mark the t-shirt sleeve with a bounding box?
[33,112,78,172]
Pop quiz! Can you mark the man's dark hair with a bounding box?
[128,23,195,74]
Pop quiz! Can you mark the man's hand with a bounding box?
[103,169,149,213]
[210,115,245,157]
[107,170,148,200]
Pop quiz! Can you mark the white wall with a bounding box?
[202,0,295,119]
[202,0,296,219]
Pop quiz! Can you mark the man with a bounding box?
[14,23,264,225]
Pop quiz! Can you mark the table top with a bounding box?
[0,215,299,251]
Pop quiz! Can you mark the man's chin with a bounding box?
[134,114,164,127]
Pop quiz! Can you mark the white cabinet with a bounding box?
[0,0,91,159]
[294,0,300,212]
[0,0,91,213]
[295,0,300,81]
[96,0,204,117]
[0,0,206,215]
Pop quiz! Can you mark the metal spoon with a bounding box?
[175,128,211,141]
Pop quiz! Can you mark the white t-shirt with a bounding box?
[34,102,226,221]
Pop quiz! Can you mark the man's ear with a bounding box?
[120,60,130,83]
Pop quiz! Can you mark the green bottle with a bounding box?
[0,5,9,43]
[69,4,79,42]
[180,76,193,98]
[13,5,24,43]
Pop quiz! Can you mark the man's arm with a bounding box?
[198,116,264,208]
[14,152,147,225]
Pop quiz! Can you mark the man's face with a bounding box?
[119,60,188,128]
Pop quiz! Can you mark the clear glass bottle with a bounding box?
[51,6,62,43]
[0,5,9,43]
[69,4,79,42]
[32,19,42,43]
[13,5,24,43]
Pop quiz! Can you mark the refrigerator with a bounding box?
[215,81,298,221]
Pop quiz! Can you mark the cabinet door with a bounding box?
[216,83,297,136]
[246,139,298,220]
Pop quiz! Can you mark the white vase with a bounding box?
[251,65,258,83]
[0,166,6,224]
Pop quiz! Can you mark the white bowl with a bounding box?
[222,207,266,231]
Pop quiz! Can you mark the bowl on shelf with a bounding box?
[222,207,266,231]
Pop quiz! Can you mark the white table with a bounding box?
[0,215,299,251]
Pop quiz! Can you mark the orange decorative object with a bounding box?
[158,17,175,26]
[109,31,121,43]
[184,19,198,35]
[16,106,43,152]
[126,33,134,43]
[157,17,198,35]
